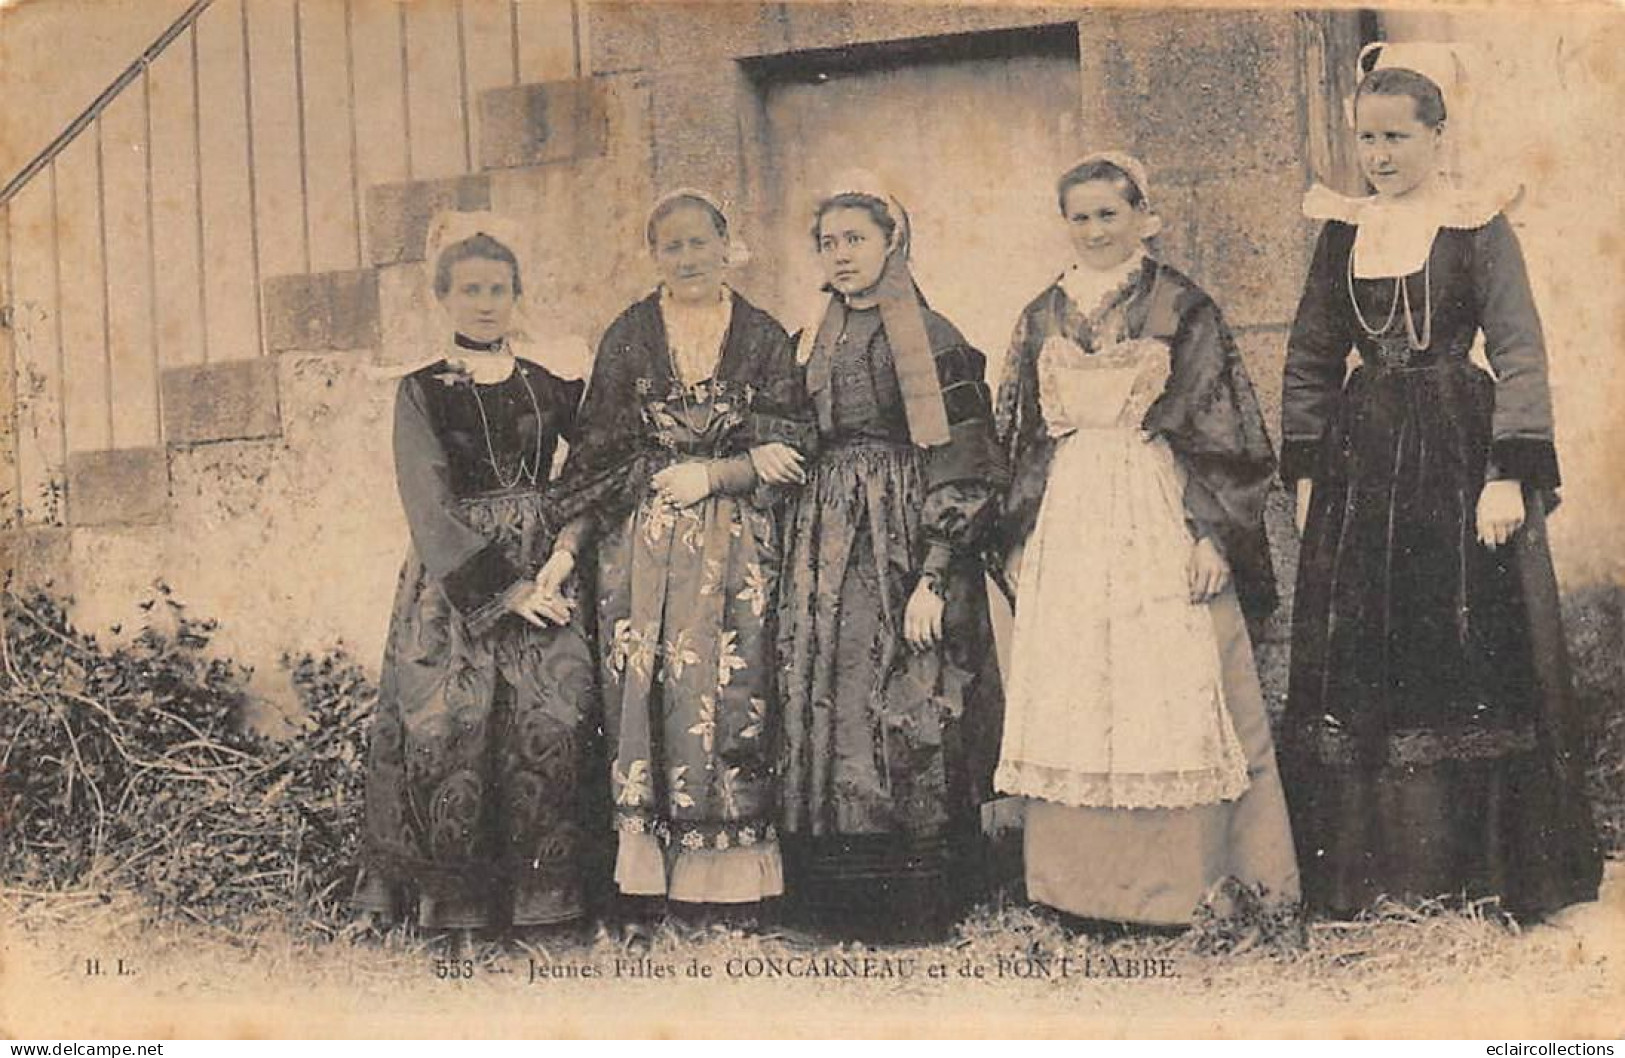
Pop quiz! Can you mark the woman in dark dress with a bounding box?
[1280,47,1601,919]
[356,215,599,944]
[540,190,814,925]
[776,176,1006,944]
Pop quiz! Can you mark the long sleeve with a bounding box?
[920,342,1005,578]
[1140,274,1279,621]
[551,318,648,556]
[1473,213,1560,488]
[392,376,526,616]
[718,312,817,502]
[743,321,819,457]
[1281,222,1355,483]
[992,306,1057,561]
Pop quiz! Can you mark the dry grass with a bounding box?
[3,869,1620,1039]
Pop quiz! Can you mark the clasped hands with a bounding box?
[649,443,806,508]
[507,549,576,628]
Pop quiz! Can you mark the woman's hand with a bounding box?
[749,443,807,486]
[651,462,712,508]
[1295,478,1313,535]
[1004,541,1026,589]
[535,549,575,599]
[904,578,946,652]
[508,584,573,628]
[1477,479,1526,550]
[1188,537,1231,604]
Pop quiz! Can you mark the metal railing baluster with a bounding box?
[294,0,313,275]
[143,65,163,441]
[191,20,210,364]
[95,116,114,450]
[49,161,67,490]
[456,0,473,172]
[344,0,362,267]
[4,204,21,527]
[240,0,266,357]
[509,0,522,85]
[399,2,414,180]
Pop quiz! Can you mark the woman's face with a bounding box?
[439,256,517,344]
[1062,179,1149,272]
[1355,92,1443,199]
[651,203,728,305]
[817,206,892,300]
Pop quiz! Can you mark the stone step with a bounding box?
[364,77,609,271]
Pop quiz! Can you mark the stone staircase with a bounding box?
[20,71,649,684]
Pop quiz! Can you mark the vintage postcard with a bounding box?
[0,0,1620,1039]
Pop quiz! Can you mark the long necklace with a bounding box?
[1346,251,1432,351]
[467,361,546,489]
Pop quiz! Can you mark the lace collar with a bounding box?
[1302,181,1519,278]
[1058,251,1147,318]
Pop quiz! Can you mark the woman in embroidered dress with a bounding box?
[357,215,601,943]
[542,190,813,926]
[777,176,1006,945]
[993,153,1299,928]
[1280,46,1601,919]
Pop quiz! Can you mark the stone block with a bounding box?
[488,78,657,340]
[586,1,660,72]
[66,447,169,527]
[1190,167,1314,330]
[376,262,439,369]
[164,379,402,682]
[162,359,282,445]
[479,79,610,171]
[780,4,1075,55]
[649,65,748,196]
[264,270,382,353]
[1233,328,1289,452]
[0,526,72,591]
[1078,10,1302,176]
[365,175,493,267]
[590,2,792,69]
[67,527,165,642]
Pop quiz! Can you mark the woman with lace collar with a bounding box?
[542,190,814,934]
[993,153,1297,930]
[1280,44,1601,920]
[355,213,599,950]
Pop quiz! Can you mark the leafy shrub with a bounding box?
[0,585,375,932]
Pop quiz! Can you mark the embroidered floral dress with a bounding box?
[559,289,813,903]
[1280,188,1601,918]
[358,353,596,929]
[995,256,1298,926]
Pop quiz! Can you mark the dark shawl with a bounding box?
[555,288,814,548]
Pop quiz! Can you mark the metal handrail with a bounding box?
[0,0,216,207]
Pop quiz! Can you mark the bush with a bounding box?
[0,585,374,932]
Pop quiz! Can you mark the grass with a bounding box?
[3,869,1620,1039]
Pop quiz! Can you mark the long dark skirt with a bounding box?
[357,492,600,929]
[1281,360,1600,919]
[777,441,1003,943]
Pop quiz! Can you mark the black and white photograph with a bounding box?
[0,0,1619,1039]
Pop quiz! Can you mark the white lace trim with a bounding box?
[1301,181,1518,229]
[996,749,1249,812]
[1303,182,1521,279]
[1057,251,1145,321]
